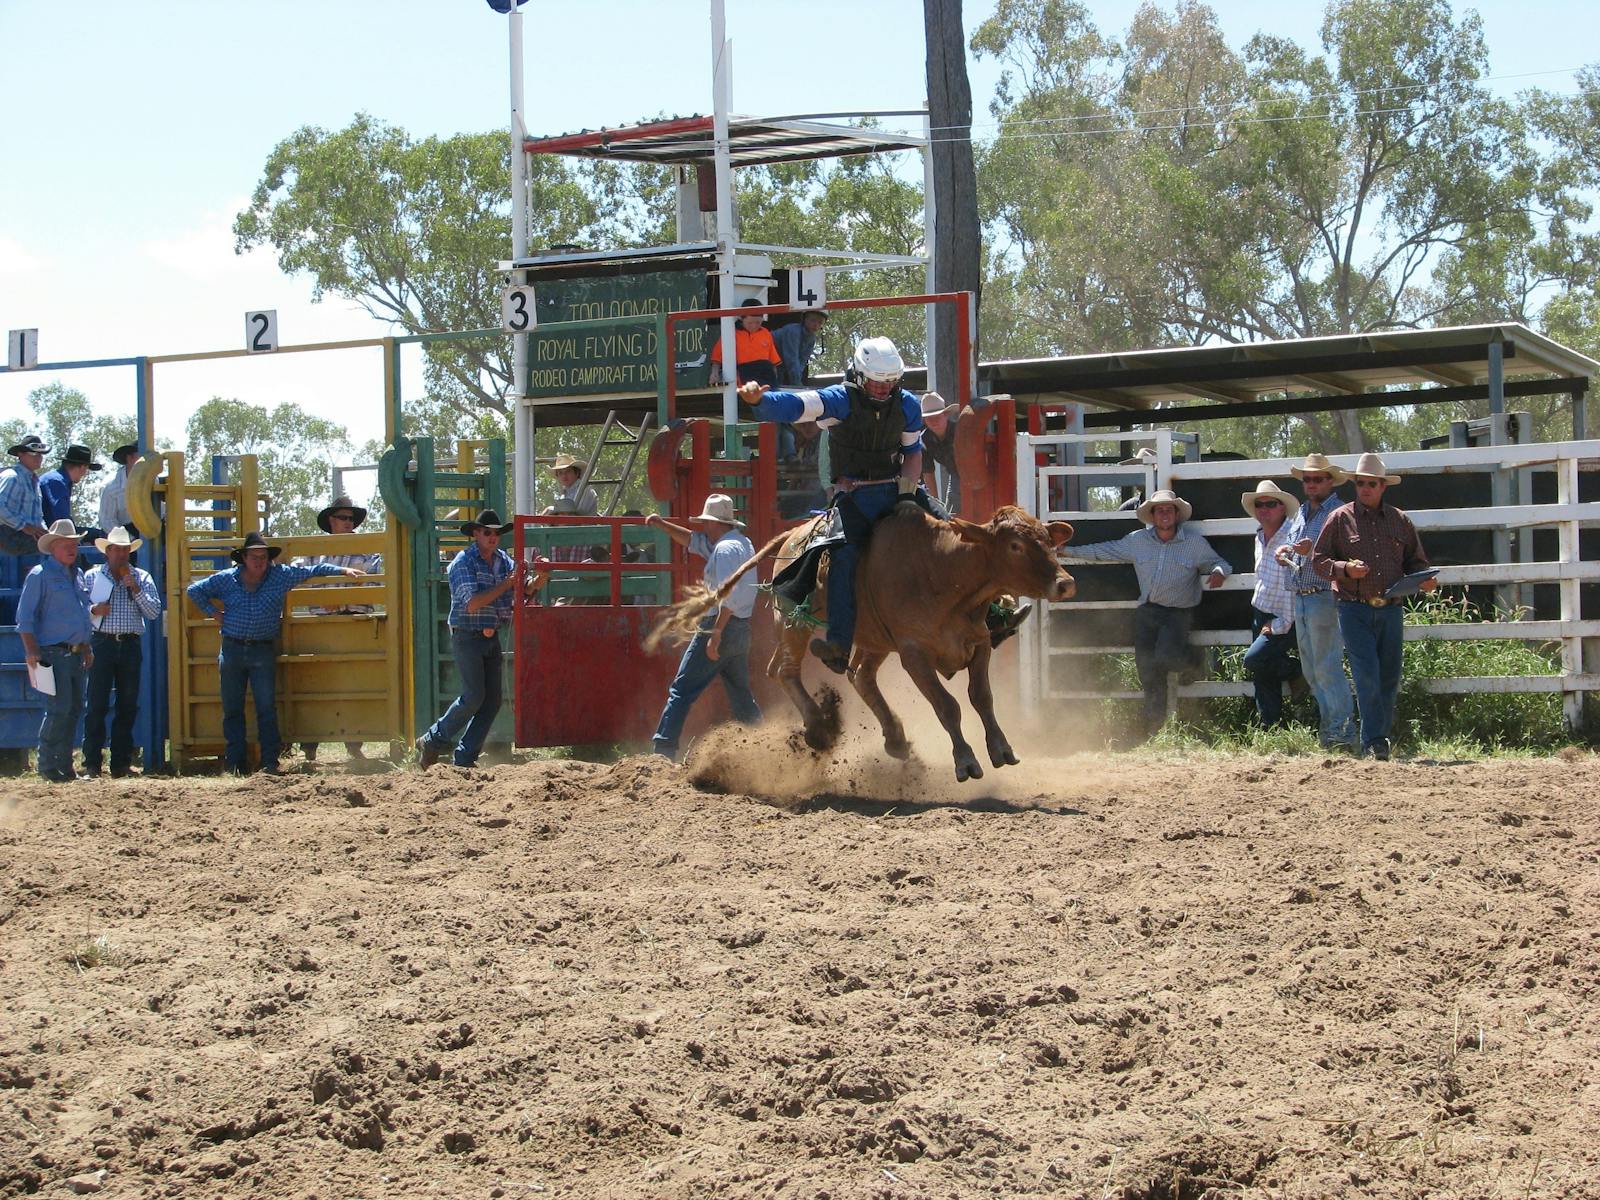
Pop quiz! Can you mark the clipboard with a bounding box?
[1383,568,1439,600]
[89,572,115,630]
[28,662,56,697]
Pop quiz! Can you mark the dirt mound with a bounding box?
[1,747,1596,1198]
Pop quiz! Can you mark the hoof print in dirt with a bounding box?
[439,1130,476,1155]
[435,1022,476,1051]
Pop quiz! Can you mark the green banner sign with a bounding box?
[526,269,711,397]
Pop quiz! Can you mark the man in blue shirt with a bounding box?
[186,530,364,775]
[737,335,926,675]
[772,309,827,388]
[646,494,763,760]
[0,435,50,555]
[417,509,519,769]
[16,520,94,782]
[39,444,102,525]
[83,526,163,778]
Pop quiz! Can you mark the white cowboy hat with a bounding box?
[1135,489,1192,525]
[919,391,957,419]
[1288,452,1348,484]
[94,525,143,553]
[1240,479,1301,520]
[36,519,86,554]
[691,493,745,528]
[1118,447,1159,466]
[1348,452,1401,485]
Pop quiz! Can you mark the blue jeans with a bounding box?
[826,482,901,653]
[1337,600,1405,751]
[425,629,503,767]
[1243,606,1301,727]
[220,637,280,770]
[1294,590,1356,745]
[1134,603,1194,733]
[83,632,142,773]
[652,616,762,759]
[35,644,87,779]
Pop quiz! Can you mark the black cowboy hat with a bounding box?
[317,493,369,533]
[230,530,282,563]
[7,434,49,456]
[61,444,103,471]
[111,443,141,466]
[461,508,514,537]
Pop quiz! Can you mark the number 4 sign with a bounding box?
[245,310,279,352]
[788,267,826,310]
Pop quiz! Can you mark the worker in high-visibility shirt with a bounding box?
[709,299,783,388]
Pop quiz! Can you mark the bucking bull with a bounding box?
[655,503,1075,781]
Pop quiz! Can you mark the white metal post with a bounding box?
[1557,455,1584,731]
[922,101,937,394]
[710,0,738,451]
[509,3,533,516]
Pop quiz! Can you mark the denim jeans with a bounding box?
[34,644,87,779]
[1294,590,1356,745]
[424,629,503,767]
[652,617,762,759]
[826,482,901,654]
[1337,600,1405,751]
[83,632,142,773]
[1133,603,1194,734]
[1242,606,1301,727]
[219,637,280,771]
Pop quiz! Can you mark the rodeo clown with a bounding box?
[738,336,1027,674]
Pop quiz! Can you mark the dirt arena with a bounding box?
[2,715,1596,1199]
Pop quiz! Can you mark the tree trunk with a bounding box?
[924,0,980,404]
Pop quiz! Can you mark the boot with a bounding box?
[809,637,850,676]
[987,600,1034,649]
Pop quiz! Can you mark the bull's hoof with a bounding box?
[803,722,835,752]
[954,752,984,783]
[989,743,1020,768]
[885,738,912,761]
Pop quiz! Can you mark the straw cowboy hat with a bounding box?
[1119,447,1159,466]
[1240,479,1301,520]
[1135,489,1192,525]
[461,508,514,536]
[94,526,143,554]
[36,519,86,554]
[1348,452,1401,485]
[549,454,586,473]
[230,531,281,563]
[317,493,369,533]
[690,493,746,528]
[1289,452,1348,484]
[919,391,958,419]
[8,435,49,457]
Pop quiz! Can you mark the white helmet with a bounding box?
[851,336,905,386]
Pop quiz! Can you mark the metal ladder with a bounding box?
[575,411,657,515]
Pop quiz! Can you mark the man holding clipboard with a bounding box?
[16,519,94,783]
[1312,453,1437,762]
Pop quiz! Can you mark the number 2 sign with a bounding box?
[245,310,279,352]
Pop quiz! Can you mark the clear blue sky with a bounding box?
[0,0,1591,475]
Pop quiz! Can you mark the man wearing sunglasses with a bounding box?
[1241,481,1303,727]
[1311,453,1435,761]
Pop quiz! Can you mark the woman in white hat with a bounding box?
[1240,481,1303,727]
[645,495,763,760]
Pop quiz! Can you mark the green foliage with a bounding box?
[0,383,139,525]
[185,397,353,537]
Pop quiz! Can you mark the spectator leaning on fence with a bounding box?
[0,435,50,555]
[98,444,142,538]
[39,444,102,526]
[16,520,94,783]
[1241,480,1303,729]
[186,531,365,776]
[81,526,162,779]
[1312,453,1436,762]
[1067,488,1229,740]
[548,455,599,516]
[1274,453,1357,749]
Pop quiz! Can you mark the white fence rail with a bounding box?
[1017,434,1600,730]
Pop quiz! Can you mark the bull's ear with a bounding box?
[1047,521,1075,547]
[950,517,989,543]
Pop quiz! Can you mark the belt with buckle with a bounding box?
[94,630,142,641]
[1340,596,1395,608]
[1294,587,1328,596]
[224,635,276,645]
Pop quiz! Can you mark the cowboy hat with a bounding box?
[36,519,85,554]
[690,493,746,528]
[111,444,141,466]
[317,493,369,533]
[1348,452,1401,485]
[8,435,48,457]
[60,444,103,471]
[1240,479,1300,520]
[1135,489,1193,525]
[548,454,585,473]
[230,531,281,563]
[461,508,514,536]
[919,392,957,419]
[1118,447,1159,466]
[94,526,143,554]
[1289,452,1348,484]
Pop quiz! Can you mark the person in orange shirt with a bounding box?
[709,299,783,388]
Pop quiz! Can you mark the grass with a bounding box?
[67,933,129,971]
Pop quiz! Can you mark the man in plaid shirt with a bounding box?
[0,435,50,555]
[186,531,365,775]
[1240,481,1302,728]
[82,527,162,778]
[416,509,518,769]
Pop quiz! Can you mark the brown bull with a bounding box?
[661,504,1074,781]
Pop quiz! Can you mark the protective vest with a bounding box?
[826,382,907,482]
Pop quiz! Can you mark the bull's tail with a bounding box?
[644,523,800,653]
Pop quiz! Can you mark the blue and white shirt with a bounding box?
[18,558,93,647]
[0,463,44,533]
[447,546,516,631]
[1281,495,1342,594]
[1251,524,1296,632]
[84,563,162,635]
[187,561,347,640]
[689,529,758,621]
[1068,524,1230,608]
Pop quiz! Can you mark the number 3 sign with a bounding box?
[245,310,278,352]
[501,285,537,333]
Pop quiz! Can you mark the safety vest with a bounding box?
[826,382,907,482]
